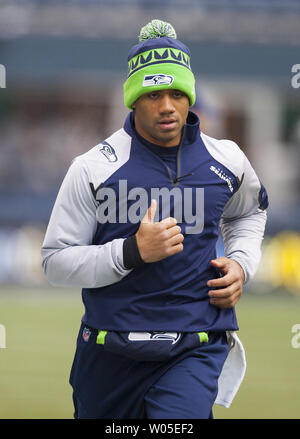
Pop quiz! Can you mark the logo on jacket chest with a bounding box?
[99,141,118,162]
[209,165,234,192]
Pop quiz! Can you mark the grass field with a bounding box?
[0,286,300,419]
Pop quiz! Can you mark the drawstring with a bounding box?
[174,172,194,184]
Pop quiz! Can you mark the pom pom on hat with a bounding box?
[138,19,177,42]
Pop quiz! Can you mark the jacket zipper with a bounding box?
[167,125,193,186]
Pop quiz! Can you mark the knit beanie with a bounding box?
[124,19,196,109]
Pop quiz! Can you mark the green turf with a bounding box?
[0,287,84,419]
[0,287,300,419]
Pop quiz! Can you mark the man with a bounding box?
[41,19,268,419]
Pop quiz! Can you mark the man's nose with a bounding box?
[159,94,175,113]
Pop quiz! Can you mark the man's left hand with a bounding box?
[207,257,245,308]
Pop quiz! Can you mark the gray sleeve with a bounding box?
[41,158,132,288]
[220,153,268,284]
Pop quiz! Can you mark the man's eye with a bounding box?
[173,91,183,98]
[148,92,158,99]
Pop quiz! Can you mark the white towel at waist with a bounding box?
[215,331,247,408]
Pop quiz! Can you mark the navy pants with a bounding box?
[69,323,229,419]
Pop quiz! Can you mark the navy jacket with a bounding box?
[41,111,268,332]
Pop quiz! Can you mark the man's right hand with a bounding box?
[135,199,184,263]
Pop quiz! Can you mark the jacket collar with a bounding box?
[123,110,200,145]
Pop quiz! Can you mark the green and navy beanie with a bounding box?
[124,19,196,109]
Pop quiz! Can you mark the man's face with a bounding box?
[133,89,189,147]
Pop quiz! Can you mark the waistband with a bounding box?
[96,330,209,345]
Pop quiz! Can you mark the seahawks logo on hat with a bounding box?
[143,74,174,87]
[99,141,118,162]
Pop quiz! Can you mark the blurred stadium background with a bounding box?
[0,0,300,419]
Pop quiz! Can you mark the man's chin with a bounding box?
[154,136,179,147]
[154,129,182,146]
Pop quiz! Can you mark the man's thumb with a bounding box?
[142,199,157,223]
[210,257,227,267]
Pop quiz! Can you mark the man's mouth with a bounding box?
[158,119,178,130]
